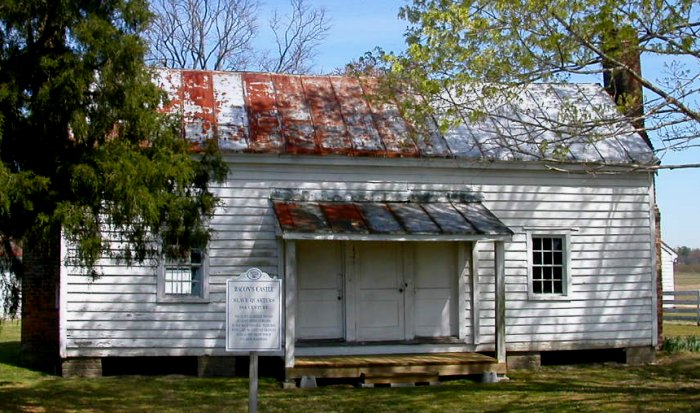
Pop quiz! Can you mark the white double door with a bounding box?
[296,241,458,342]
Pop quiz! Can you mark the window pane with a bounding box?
[533,237,542,250]
[553,266,563,281]
[552,237,562,250]
[533,281,542,294]
[553,280,563,294]
[543,237,552,250]
[164,248,205,297]
[534,251,542,264]
[191,249,203,264]
[533,267,542,280]
[553,251,563,265]
[165,265,192,295]
[543,251,552,265]
[543,280,553,293]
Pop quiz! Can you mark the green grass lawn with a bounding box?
[664,323,700,337]
[2,322,700,412]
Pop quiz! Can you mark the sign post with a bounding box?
[226,268,282,413]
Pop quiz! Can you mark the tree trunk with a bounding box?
[602,31,651,148]
[655,206,663,348]
[21,228,61,374]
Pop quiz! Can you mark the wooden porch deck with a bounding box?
[286,352,506,385]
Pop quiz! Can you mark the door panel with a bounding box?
[296,241,343,339]
[413,242,458,337]
[354,242,405,341]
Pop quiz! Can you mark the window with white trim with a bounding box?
[528,233,571,299]
[158,248,209,302]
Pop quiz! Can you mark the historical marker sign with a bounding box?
[226,268,282,352]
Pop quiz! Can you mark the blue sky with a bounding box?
[259,0,700,249]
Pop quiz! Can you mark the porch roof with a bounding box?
[271,190,512,241]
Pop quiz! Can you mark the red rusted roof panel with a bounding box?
[182,70,216,143]
[272,201,331,233]
[243,72,284,152]
[301,76,352,155]
[272,201,296,232]
[271,74,317,154]
[330,77,386,156]
[154,69,183,116]
[320,203,368,233]
[360,78,418,158]
[212,72,249,150]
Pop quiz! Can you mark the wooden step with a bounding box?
[287,352,506,381]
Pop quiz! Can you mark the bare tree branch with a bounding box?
[261,0,330,74]
[145,0,258,71]
[146,0,329,74]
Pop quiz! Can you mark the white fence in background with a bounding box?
[663,290,700,325]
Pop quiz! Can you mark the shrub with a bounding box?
[662,336,700,353]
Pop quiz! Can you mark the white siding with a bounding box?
[661,243,677,308]
[62,156,656,357]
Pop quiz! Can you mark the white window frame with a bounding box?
[157,247,210,303]
[526,231,572,301]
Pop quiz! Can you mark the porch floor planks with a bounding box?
[287,352,506,381]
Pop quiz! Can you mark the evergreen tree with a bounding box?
[0,0,226,363]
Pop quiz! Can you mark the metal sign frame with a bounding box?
[226,268,283,352]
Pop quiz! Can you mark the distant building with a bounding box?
[661,241,678,308]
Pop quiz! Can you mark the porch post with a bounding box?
[284,240,296,369]
[494,241,506,364]
[470,242,481,346]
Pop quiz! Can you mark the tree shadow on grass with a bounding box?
[1,355,699,412]
[1,370,699,413]
[0,341,21,367]
[0,375,253,413]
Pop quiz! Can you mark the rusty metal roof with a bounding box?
[154,68,655,164]
[270,190,512,239]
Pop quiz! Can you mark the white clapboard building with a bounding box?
[661,241,678,308]
[56,69,660,379]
